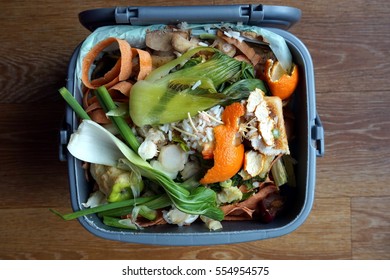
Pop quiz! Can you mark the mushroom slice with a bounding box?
[171,32,198,53]
[146,29,189,52]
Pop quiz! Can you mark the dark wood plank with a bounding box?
[0,103,70,208]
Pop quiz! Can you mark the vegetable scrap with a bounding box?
[55,24,300,231]
[81,37,153,124]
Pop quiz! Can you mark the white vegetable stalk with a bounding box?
[258,28,293,72]
[67,120,125,166]
[163,207,198,226]
[67,120,146,169]
[200,216,223,231]
[81,191,106,208]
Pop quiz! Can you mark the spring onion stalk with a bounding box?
[102,216,138,230]
[121,159,224,220]
[138,205,157,221]
[130,47,259,126]
[95,86,140,152]
[67,120,224,221]
[106,103,128,117]
[49,195,156,221]
[58,86,139,156]
[58,87,91,120]
[97,206,133,218]
[96,196,165,219]
[143,194,171,210]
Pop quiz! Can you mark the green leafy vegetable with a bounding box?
[67,120,224,221]
[220,78,267,105]
[129,47,260,126]
[57,89,223,222]
[172,135,190,152]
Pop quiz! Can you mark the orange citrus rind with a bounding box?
[264,59,299,100]
[199,103,245,185]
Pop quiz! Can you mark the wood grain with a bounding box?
[0,103,70,209]
[0,198,351,260]
[352,197,390,259]
[316,91,390,198]
[0,0,389,260]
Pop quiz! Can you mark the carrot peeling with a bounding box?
[131,48,153,81]
[108,81,133,97]
[80,37,153,123]
[81,37,133,89]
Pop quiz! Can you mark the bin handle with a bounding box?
[79,5,301,31]
[312,114,325,157]
[59,117,70,162]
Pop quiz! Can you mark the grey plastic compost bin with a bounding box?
[59,4,324,246]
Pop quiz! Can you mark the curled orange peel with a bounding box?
[200,102,245,185]
[264,59,299,100]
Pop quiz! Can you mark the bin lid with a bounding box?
[79,4,301,32]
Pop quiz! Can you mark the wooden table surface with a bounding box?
[1,0,389,260]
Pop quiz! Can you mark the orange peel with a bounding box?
[264,59,299,100]
[200,102,245,185]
